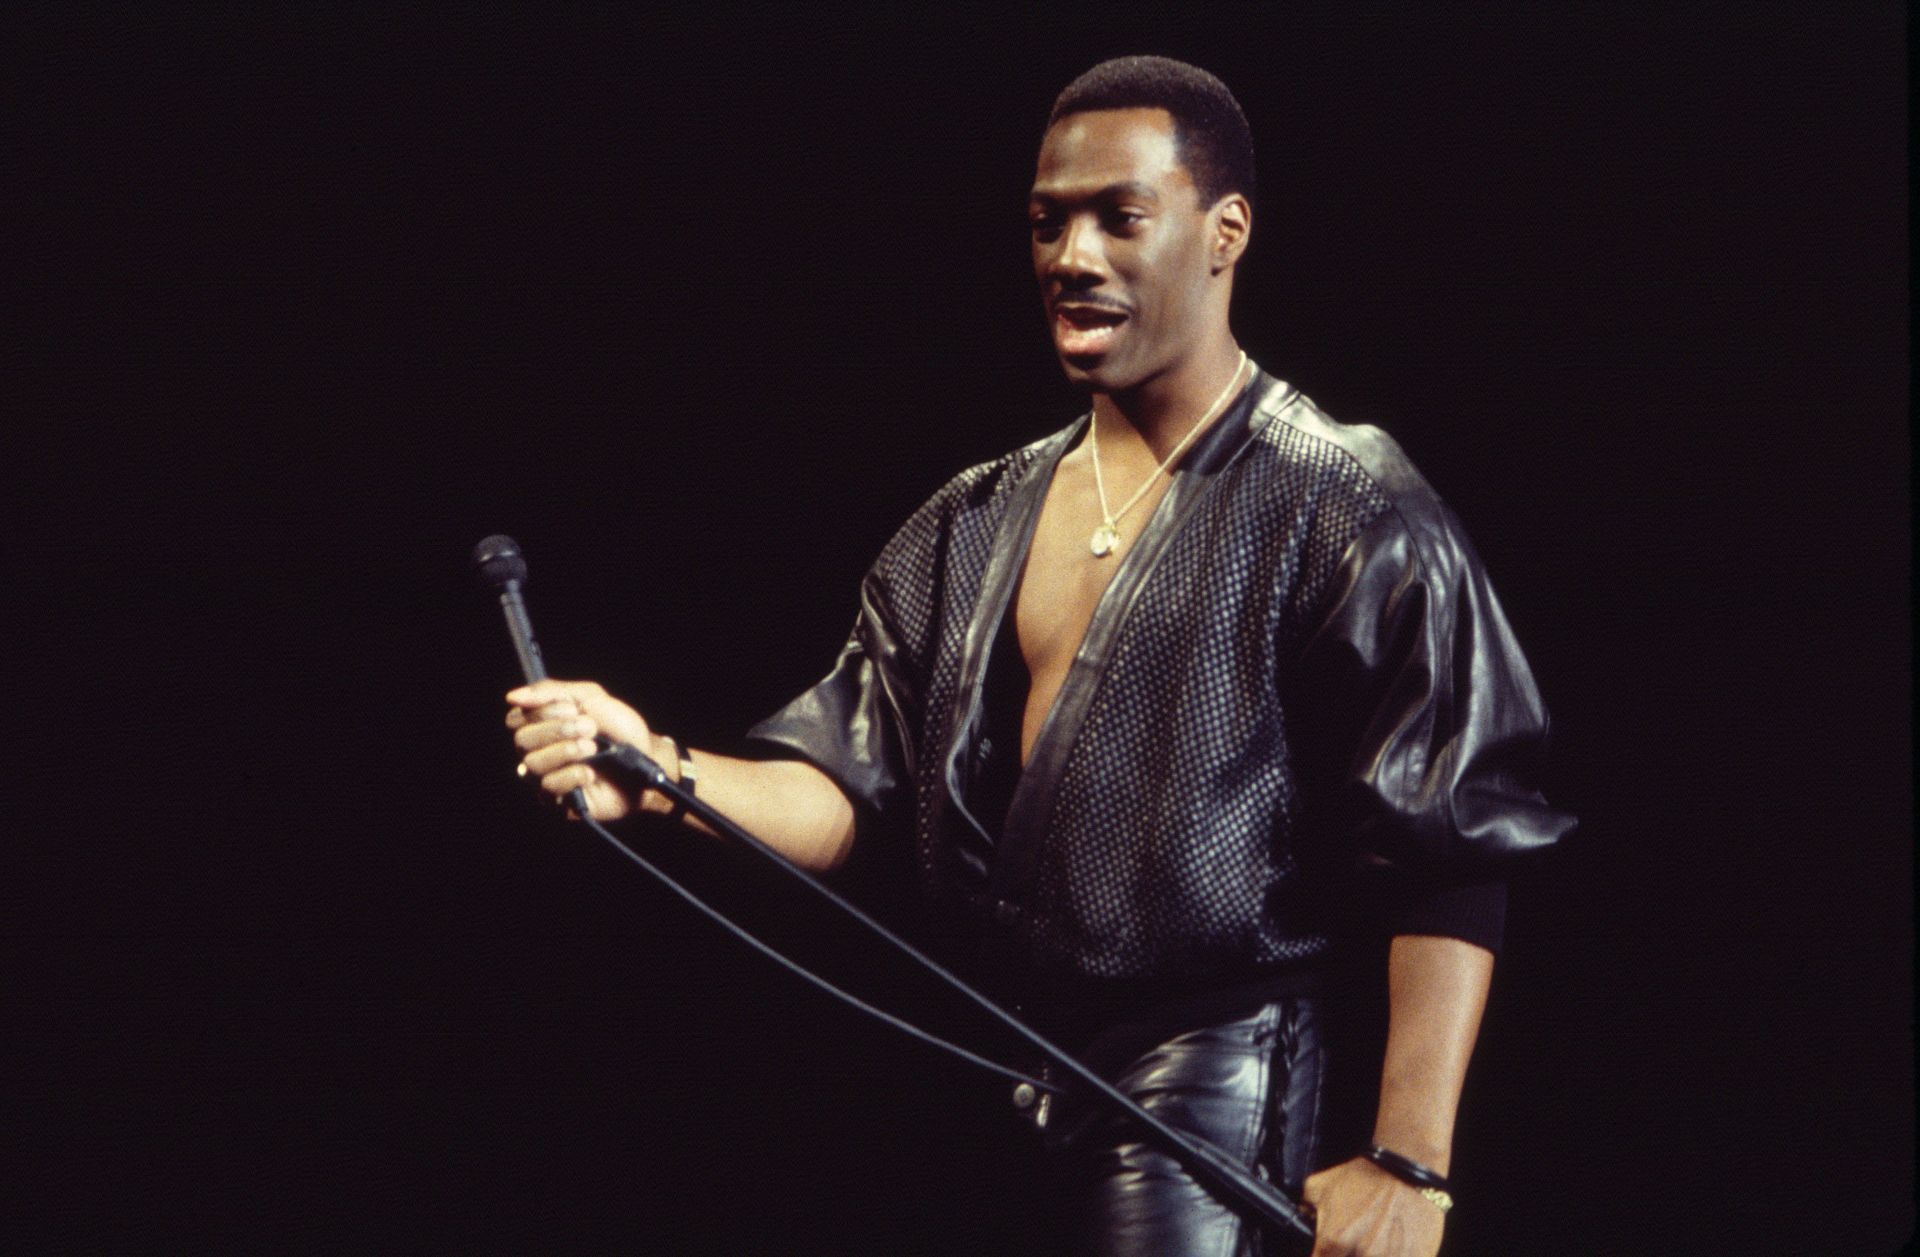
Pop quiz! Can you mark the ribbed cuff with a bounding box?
[1377,877,1508,954]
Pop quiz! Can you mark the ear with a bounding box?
[1209,193,1251,274]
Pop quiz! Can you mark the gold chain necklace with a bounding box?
[1087,351,1249,557]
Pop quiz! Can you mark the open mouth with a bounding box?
[1053,303,1129,358]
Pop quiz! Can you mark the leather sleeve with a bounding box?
[743,570,921,828]
[1293,496,1576,881]
[740,448,1036,836]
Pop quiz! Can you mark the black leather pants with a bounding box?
[1035,999,1327,1257]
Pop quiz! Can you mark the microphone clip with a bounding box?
[582,736,677,804]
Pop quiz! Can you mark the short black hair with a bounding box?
[1048,55,1255,209]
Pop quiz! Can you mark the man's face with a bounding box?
[1029,107,1221,393]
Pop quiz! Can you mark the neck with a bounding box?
[1094,333,1247,460]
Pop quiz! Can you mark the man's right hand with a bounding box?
[504,678,858,869]
[505,679,670,821]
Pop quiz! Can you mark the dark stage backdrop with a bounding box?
[8,5,1910,1254]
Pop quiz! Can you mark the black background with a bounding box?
[8,4,1910,1254]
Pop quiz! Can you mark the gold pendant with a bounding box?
[1089,522,1119,557]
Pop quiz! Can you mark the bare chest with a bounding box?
[1011,451,1178,758]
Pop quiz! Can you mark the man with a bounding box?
[506,56,1571,1256]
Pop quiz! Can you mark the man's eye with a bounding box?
[1106,209,1146,230]
[1030,216,1062,239]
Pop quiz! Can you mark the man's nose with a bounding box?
[1045,215,1107,286]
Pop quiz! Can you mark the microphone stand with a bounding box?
[582,739,1317,1250]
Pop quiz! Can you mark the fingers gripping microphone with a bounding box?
[472,534,614,815]
[472,534,549,683]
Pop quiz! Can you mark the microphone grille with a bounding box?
[471,534,529,588]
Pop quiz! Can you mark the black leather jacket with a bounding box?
[749,369,1573,1006]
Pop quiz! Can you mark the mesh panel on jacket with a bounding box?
[863,398,1395,986]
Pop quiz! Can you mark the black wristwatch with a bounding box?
[1363,1145,1454,1214]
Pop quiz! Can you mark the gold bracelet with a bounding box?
[663,737,696,822]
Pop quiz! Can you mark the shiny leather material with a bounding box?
[1287,413,1571,871]
[1058,1000,1325,1257]
[748,367,1574,995]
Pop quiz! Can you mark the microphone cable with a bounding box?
[554,751,1316,1248]
[474,535,1313,1247]
[570,802,1060,1098]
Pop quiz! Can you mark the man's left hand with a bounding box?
[1301,1157,1446,1257]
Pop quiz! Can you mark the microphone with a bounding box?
[471,533,549,683]
[472,533,674,816]
[473,533,608,815]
